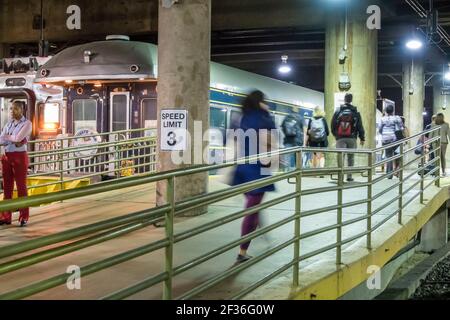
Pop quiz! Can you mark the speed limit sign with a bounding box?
[160,109,188,151]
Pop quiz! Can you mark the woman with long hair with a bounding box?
[378,104,403,179]
[231,90,277,264]
[305,106,329,170]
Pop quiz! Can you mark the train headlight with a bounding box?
[42,103,60,130]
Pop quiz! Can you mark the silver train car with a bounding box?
[0,36,324,177]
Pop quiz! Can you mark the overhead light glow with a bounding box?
[65,80,73,84]
[279,65,292,74]
[445,72,450,81]
[278,54,292,74]
[406,39,423,50]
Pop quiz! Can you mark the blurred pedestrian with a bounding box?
[231,90,278,264]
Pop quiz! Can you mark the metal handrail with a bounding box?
[0,126,443,300]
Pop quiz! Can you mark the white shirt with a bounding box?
[0,116,32,152]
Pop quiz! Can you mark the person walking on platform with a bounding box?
[0,101,32,226]
[231,90,277,264]
[281,106,304,170]
[331,93,365,182]
[305,106,329,171]
[378,104,404,179]
[432,113,450,176]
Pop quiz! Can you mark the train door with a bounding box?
[110,92,130,133]
[140,97,157,136]
[72,98,98,133]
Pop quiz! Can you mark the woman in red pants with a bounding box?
[0,101,32,227]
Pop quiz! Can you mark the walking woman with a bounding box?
[231,90,277,264]
[305,106,329,169]
[0,101,32,226]
[433,113,450,176]
[378,104,403,179]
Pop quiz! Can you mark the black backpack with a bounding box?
[283,116,298,137]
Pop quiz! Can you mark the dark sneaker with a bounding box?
[0,220,11,226]
[236,254,252,264]
[346,177,354,182]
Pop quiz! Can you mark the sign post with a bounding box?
[160,109,188,151]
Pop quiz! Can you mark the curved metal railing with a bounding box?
[0,126,443,300]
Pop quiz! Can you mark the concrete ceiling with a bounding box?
[2,0,450,91]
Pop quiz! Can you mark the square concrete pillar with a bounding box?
[417,203,448,253]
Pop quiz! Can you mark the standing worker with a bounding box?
[331,93,365,182]
[0,101,32,226]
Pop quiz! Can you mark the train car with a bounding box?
[32,36,323,143]
[0,57,64,138]
[11,35,323,177]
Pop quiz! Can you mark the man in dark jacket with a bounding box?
[331,93,365,182]
[281,107,304,169]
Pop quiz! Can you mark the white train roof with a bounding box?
[33,38,323,109]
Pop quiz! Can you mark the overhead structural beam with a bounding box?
[380,74,403,88]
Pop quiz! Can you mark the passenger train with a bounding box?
[0,36,324,148]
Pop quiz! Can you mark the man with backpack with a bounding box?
[331,93,365,182]
[281,107,304,170]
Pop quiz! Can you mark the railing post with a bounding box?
[293,150,302,288]
[115,133,120,179]
[420,150,425,204]
[366,152,373,250]
[336,152,344,266]
[163,176,175,300]
[58,140,64,194]
[398,143,404,224]
[436,130,441,188]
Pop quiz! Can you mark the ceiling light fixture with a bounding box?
[278,55,291,74]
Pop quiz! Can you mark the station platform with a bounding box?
[0,172,448,300]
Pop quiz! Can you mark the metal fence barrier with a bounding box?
[0,128,157,195]
[0,126,442,300]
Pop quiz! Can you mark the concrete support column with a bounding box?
[433,79,448,116]
[402,57,425,137]
[325,0,378,150]
[417,203,448,253]
[156,1,211,216]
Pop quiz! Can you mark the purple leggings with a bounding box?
[240,193,265,251]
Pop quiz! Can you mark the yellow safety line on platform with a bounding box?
[291,186,449,300]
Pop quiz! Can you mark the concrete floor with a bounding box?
[0,171,446,300]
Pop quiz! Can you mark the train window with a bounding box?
[110,93,129,132]
[73,99,97,133]
[229,109,242,129]
[210,107,227,129]
[141,98,157,128]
